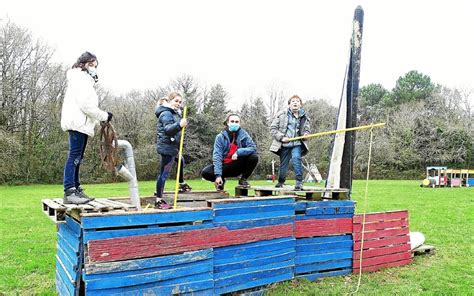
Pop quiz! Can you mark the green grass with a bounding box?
[0,180,472,295]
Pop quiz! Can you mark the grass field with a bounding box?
[0,179,472,295]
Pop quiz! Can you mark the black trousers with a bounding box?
[201,154,259,182]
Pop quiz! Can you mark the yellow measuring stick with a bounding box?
[173,106,188,209]
[288,122,386,141]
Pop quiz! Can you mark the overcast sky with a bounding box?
[3,0,474,109]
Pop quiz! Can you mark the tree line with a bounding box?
[1,20,472,184]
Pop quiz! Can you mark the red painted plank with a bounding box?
[88,224,292,263]
[353,228,409,241]
[294,218,352,238]
[352,251,412,268]
[353,219,408,232]
[353,211,408,224]
[353,235,410,250]
[353,244,411,260]
[353,258,413,273]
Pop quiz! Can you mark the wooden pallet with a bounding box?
[413,244,435,255]
[41,198,136,223]
[236,185,350,200]
[111,190,230,208]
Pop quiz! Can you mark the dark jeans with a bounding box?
[63,130,88,191]
[278,145,303,183]
[156,155,185,198]
[201,154,259,182]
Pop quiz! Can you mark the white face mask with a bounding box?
[87,66,98,82]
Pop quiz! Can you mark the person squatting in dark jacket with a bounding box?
[201,114,259,191]
[270,95,311,190]
[154,92,191,209]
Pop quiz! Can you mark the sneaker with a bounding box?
[294,181,304,191]
[238,178,250,188]
[154,198,172,210]
[178,183,192,193]
[63,188,90,204]
[77,187,95,201]
[275,182,285,188]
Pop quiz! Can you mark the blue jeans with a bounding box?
[278,145,303,183]
[156,155,185,198]
[63,131,88,191]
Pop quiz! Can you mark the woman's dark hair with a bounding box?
[72,51,98,70]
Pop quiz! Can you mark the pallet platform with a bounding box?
[236,185,350,200]
[42,198,135,223]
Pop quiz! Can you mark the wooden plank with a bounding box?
[215,246,295,267]
[84,260,213,290]
[214,260,294,282]
[85,272,214,295]
[214,251,295,274]
[214,208,295,223]
[295,218,353,238]
[53,198,95,210]
[353,244,411,259]
[353,235,410,250]
[87,223,293,262]
[214,237,295,262]
[353,228,409,241]
[85,249,213,274]
[210,197,294,208]
[214,271,293,295]
[296,268,351,281]
[296,240,353,253]
[305,206,355,216]
[55,270,75,296]
[353,258,413,273]
[81,209,213,229]
[64,216,81,236]
[83,223,214,243]
[214,203,294,217]
[214,265,293,288]
[352,252,412,268]
[353,210,408,223]
[295,259,352,274]
[295,250,353,265]
[353,219,408,232]
[296,235,352,245]
[213,216,294,230]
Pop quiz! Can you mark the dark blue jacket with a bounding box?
[213,128,257,176]
[155,106,182,156]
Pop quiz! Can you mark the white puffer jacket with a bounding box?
[61,68,108,137]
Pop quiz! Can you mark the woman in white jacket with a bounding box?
[61,52,113,204]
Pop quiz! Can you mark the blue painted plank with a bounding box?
[211,198,294,209]
[84,259,213,290]
[214,209,295,223]
[85,249,213,275]
[58,224,80,250]
[57,233,78,258]
[295,251,353,265]
[305,206,355,216]
[214,269,293,295]
[295,259,352,274]
[86,272,214,295]
[214,204,295,217]
[56,250,76,278]
[81,210,213,229]
[295,202,307,211]
[296,214,353,220]
[214,262,294,287]
[215,251,295,273]
[83,223,213,243]
[296,241,353,253]
[296,235,352,245]
[65,216,81,236]
[298,201,355,207]
[56,258,75,295]
[214,237,295,261]
[296,268,351,281]
[55,271,74,296]
[213,216,294,230]
[215,246,295,266]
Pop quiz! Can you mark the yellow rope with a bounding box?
[351,127,374,294]
[173,106,188,209]
[288,122,385,141]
